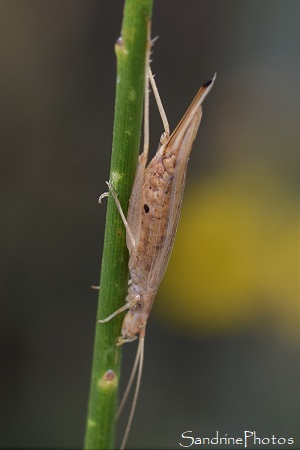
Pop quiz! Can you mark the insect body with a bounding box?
[123,77,215,340]
[99,47,215,449]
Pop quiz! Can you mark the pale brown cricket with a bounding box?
[99,39,215,449]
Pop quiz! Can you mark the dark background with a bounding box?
[1,1,299,449]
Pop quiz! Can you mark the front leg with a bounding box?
[98,293,140,323]
[99,181,137,251]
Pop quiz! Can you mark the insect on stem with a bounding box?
[98,23,216,450]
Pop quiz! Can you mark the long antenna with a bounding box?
[117,336,142,419]
[120,332,145,450]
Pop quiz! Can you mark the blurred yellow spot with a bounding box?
[156,164,298,342]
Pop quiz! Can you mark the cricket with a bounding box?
[99,32,215,450]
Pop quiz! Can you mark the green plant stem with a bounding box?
[84,1,153,449]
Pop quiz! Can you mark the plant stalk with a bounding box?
[84,0,153,449]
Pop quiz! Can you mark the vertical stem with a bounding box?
[84,1,153,449]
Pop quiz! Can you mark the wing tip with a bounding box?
[203,72,217,88]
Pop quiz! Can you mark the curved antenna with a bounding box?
[117,338,142,419]
[120,332,145,450]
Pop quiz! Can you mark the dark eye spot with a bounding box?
[144,204,149,213]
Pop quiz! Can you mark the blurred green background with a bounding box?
[1,1,299,449]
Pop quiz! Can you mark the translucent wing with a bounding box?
[136,75,216,289]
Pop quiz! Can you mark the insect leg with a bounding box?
[125,32,152,254]
[98,303,130,323]
[98,294,140,324]
[98,191,108,203]
[105,181,136,250]
[149,67,170,137]
[99,186,136,247]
